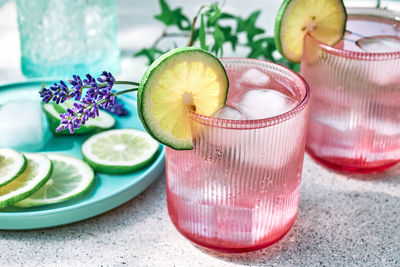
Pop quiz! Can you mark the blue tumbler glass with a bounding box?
[16,0,120,78]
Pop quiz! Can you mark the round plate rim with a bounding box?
[0,80,165,230]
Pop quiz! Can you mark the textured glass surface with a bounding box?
[16,0,120,78]
[301,8,400,173]
[166,58,309,252]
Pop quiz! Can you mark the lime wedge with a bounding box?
[274,0,347,62]
[137,47,229,150]
[0,148,27,187]
[0,153,52,209]
[42,102,115,135]
[43,104,93,135]
[81,129,159,174]
[14,154,95,208]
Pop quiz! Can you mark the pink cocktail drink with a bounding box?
[166,58,309,252]
[301,8,400,173]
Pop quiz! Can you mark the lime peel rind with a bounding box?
[137,47,229,150]
[81,129,159,174]
[274,0,347,63]
[0,153,53,209]
[0,148,27,187]
[14,153,95,208]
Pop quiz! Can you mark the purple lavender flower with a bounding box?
[39,87,54,103]
[40,71,135,133]
[97,71,115,87]
[67,75,84,101]
[57,108,80,133]
[104,101,129,116]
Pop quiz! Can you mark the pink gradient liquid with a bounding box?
[166,58,309,252]
[301,9,400,173]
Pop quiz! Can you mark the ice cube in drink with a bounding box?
[231,88,298,119]
[356,35,400,53]
[212,105,247,120]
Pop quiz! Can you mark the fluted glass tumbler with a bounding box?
[166,58,310,252]
[301,8,400,173]
[16,0,120,78]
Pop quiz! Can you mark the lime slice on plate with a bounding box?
[81,129,159,174]
[137,47,229,150]
[42,102,115,135]
[274,0,347,62]
[0,153,52,209]
[0,148,27,187]
[14,154,95,208]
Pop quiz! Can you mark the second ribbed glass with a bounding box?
[301,8,400,173]
[166,58,310,252]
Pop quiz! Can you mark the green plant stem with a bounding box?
[72,87,138,119]
[152,30,192,47]
[187,5,206,47]
[115,81,140,86]
[114,88,138,96]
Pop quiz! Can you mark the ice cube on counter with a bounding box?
[356,35,400,53]
[231,89,298,120]
[212,105,248,120]
[0,100,51,151]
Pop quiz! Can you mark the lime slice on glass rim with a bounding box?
[0,153,52,209]
[81,129,159,174]
[274,0,347,62]
[14,154,95,208]
[42,102,115,135]
[137,47,229,150]
[0,148,27,187]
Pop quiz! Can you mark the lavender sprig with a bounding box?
[39,71,138,133]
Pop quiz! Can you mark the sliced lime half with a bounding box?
[0,148,27,187]
[81,129,159,174]
[274,0,347,62]
[14,153,95,208]
[0,153,52,209]
[137,47,229,150]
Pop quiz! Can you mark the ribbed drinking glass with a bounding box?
[16,0,120,78]
[301,8,400,173]
[166,58,310,252]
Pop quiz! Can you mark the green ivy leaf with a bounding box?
[154,0,191,30]
[205,3,222,26]
[134,47,165,64]
[219,25,238,51]
[237,10,265,42]
[199,14,209,50]
[247,37,275,60]
[136,0,299,72]
[212,24,225,56]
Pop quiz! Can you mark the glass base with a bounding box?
[21,51,120,78]
[170,214,297,253]
[306,149,399,174]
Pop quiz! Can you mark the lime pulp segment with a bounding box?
[81,129,159,174]
[0,153,52,209]
[0,148,27,187]
[274,0,347,62]
[14,153,95,208]
[138,47,229,150]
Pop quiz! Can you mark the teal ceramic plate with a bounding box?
[0,80,165,230]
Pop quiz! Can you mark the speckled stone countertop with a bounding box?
[0,154,399,266]
[0,0,399,266]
